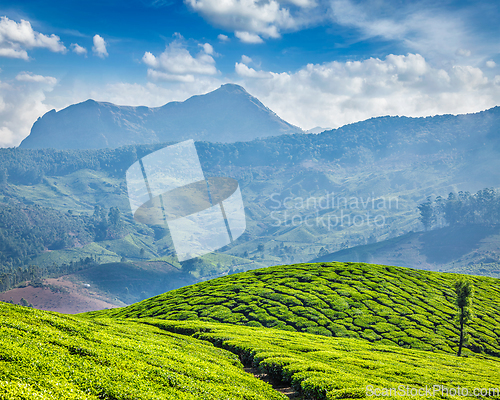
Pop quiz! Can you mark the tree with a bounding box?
[417,197,434,231]
[317,247,329,258]
[454,278,474,356]
[108,207,121,227]
[0,167,7,186]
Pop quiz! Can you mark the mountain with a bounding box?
[19,84,303,150]
[311,225,500,278]
[2,106,500,310]
[305,126,330,134]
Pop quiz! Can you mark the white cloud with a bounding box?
[200,42,214,55]
[0,16,66,60]
[15,72,57,85]
[185,0,305,40]
[185,0,496,63]
[218,34,230,42]
[142,40,218,82]
[0,75,58,147]
[235,31,264,44]
[486,60,496,68]
[0,47,28,60]
[236,53,500,130]
[456,48,471,57]
[327,0,488,64]
[71,43,87,56]
[241,55,253,64]
[281,0,316,6]
[92,35,108,58]
[147,69,195,82]
[235,62,272,78]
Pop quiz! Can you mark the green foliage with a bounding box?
[0,200,94,267]
[91,262,500,357]
[140,319,500,400]
[0,302,285,399]
[417,188,500,230]
[454,278,474,356]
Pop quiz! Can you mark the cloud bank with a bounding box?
[0,16,66,60]
[236,53,500,129]
[0,73,57,147]
[143,40,218,82]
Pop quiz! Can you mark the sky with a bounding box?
[0,0,499,147]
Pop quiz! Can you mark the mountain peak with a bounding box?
[19,84,302,149]
[217,83,248,93]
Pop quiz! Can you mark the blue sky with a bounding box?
[0,0,499,146]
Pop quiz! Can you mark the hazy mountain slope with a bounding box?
[311,225,500,277]
[89,262,500,356]
[3,106,500,307]
[19,84,303,149]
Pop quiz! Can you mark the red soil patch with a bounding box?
[0,277,121,314]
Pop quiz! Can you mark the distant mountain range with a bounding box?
[19,84,303,149]
[310,225,500,278]
[2,101,500,308]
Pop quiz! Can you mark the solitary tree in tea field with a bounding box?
[454,278,474,356]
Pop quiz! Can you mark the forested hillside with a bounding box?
[1,107,499,307]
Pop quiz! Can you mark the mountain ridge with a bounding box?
[19,84,303,150]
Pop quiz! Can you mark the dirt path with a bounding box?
[244,366,302,399]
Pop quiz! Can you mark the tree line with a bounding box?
[0,256,98,293]
[0,200,125,292]
[417,187,500,230]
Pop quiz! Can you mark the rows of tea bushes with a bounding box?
[0,302,285,399]
[142,319,500,400]
[92,262,500,356]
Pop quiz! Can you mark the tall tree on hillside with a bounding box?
[417,197,434,231]
[454,278,474,356]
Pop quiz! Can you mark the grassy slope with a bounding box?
[140,319,500,400]
[2,301,498,400]
[0,302,284,400]
[90,262,500,356]
[2,261,500,400]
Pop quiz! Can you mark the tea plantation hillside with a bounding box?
[91,262,500,356]
[140,319,500,400]
[0,302,285,399]
[2,302,500,400]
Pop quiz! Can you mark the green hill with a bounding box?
[141,319,500,400]
[2,300,500,399]
[0,302,284,399]
[90,262,500,356]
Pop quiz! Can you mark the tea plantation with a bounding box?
[142,319,500,400]
[2,262,500,399]
[91,262,500,356]
[0,302,285,399]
